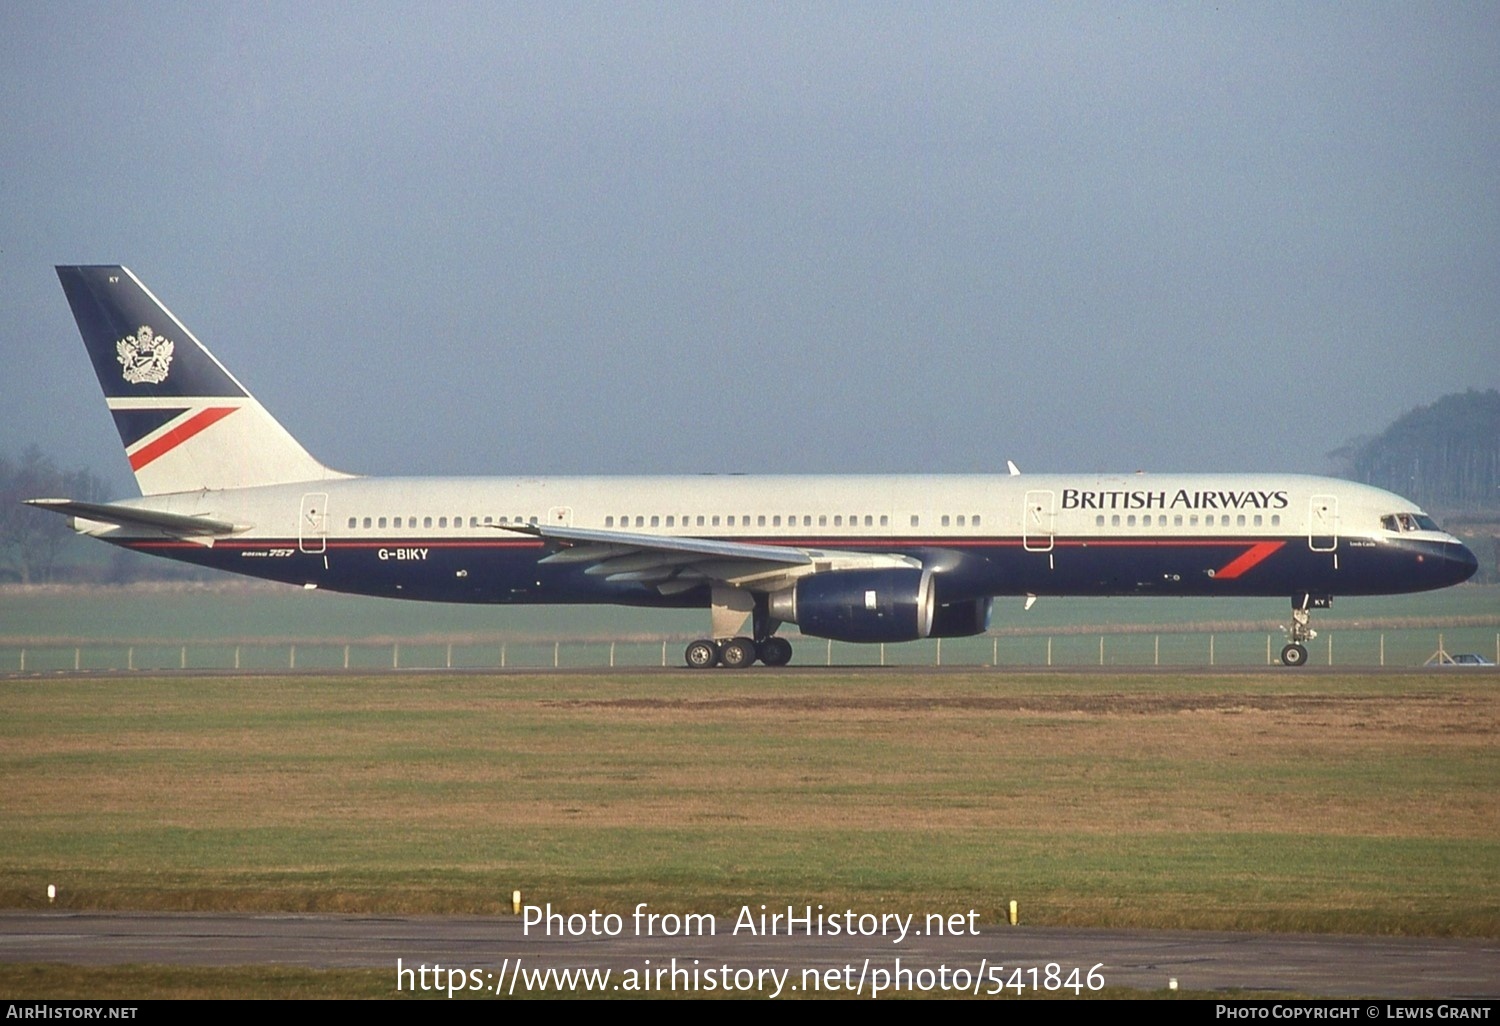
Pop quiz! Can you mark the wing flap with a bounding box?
[497,522,919,593]
[499,522,814,566]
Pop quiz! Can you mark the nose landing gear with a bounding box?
[1280,593,1329,667]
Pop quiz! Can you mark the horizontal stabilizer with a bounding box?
[24,498,245,539]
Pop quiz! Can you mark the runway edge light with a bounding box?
[512,889,521,915]
[1008,899,1018,925]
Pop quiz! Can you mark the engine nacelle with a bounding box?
[929,596,992,638]
[768,568,935,643]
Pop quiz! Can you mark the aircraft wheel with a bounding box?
[719,636,758,669]
[1280,643,1308,667]
[757,637,793,667]
[685,639,720,669]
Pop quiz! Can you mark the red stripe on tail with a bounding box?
[127,407,238,470]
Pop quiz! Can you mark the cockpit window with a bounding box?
[1382,512,1441,533]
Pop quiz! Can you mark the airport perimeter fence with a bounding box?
[5,628,1499,673]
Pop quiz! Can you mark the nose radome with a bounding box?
[1453,541,1480,584]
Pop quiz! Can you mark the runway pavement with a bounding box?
[2,912,1496,998]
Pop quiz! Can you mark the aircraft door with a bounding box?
[1308,494,1338,553]
[1023,490,1056,553]
[548,506,573,527]
[299,492,328,554]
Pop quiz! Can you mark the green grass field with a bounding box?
[2,671,1495,939]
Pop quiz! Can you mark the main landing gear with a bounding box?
[1280,593,1329,667]
[684,636,793,669]
[686,587,794,668]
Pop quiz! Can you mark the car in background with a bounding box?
[1428,652,1496,666]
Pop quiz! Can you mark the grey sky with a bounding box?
[4,2,1496,493]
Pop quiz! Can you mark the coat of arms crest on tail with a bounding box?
[117,325,174,385]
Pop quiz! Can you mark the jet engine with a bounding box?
[768,568,955,643]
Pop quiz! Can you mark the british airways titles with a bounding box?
[1060,488,1291,512]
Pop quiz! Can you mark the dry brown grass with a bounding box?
[2,672,1496,932]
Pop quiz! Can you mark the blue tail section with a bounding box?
[56,266,350,495]
[57,266,246,400]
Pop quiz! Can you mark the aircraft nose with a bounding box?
[1451,540,1480,584]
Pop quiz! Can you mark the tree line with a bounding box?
[1329,389,1500,512]
[0,446,210,585]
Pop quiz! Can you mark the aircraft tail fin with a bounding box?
[55,266,351,495]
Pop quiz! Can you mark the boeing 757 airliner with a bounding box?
[29,266,1478,667]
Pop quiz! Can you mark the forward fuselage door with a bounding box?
[1023,489,1056,553]
[299,492,328,554]
[1308,494,1338,552]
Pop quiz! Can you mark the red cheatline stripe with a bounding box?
[127,407,238,470]
[1213,541,1285,580]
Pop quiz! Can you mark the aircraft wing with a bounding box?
[498,523,915,595]
[25,498,245,542]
